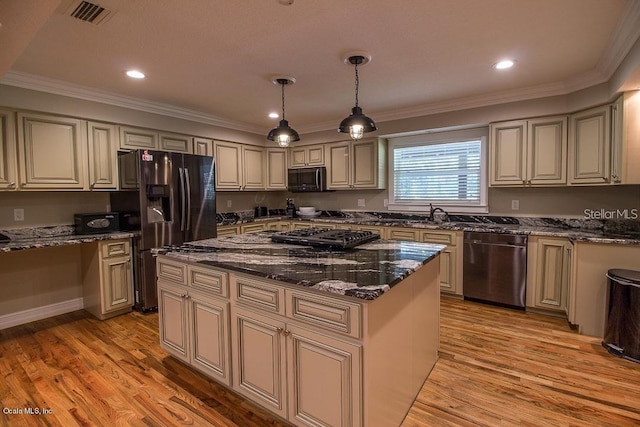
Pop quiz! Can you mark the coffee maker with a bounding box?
[286,198,296,218]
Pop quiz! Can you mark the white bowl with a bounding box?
[298,206,316,214]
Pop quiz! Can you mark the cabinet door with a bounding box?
[101,256,133,313]
[119,126,158,150]
[532,238,569,312]
[353,139,377,188]
[158,281,190,362]
[289,145,325,167]
[188,291,231,385]
[87,121,118,190]
[610,96,623,184]
[438,247,456,294]
[489,120,527,186]
[17,112,87,189]
[327,142,351,189]
[568,106,610,184]
[217,225,240,236]
[214,141,243,190]
[241,223,266,234]
[289,147,308,167]
[266,149,288,190]
[286,324,362,427]
[159,132,193,154]
[193,137,213,156]
[242,146,265,190]
[306,145,325,166]
[527,116,567,185]
[387,228,420,241]
[0,109,17,190]
[231,307,288,419]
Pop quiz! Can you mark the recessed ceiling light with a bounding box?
[493,60,514,70]
[125,70,146,79]
[268,112,279,119]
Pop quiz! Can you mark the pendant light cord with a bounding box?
[354,63,359,108]
[281,82,286,120]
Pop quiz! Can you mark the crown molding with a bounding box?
[596,0,640,78]
[0,71,264,134]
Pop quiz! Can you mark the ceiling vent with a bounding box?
[66,1,113,25]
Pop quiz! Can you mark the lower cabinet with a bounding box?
[231,306,362,426]
[82,239,134,320]
[420,230,463,296]
[158,280,231,385]
[240,223,267,234]
[526,237,572,313]
[217,225,240,236]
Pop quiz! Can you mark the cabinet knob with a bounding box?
[276,327,284,334]
[603,177,609,182]
[8,182,15,188]
[90,182,96,189]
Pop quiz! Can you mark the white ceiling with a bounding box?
[1,0,640,136]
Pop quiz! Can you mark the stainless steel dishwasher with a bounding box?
[463,231,527,309]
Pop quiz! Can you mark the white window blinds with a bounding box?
[393,140,482,203]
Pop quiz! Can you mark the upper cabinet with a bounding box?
[242,145,266,190]
[193,137,213,156]
[327,138,386,190]
[159,132,194,154]
[0,109,17,191]
[266,148,287,190]
[16,112,88,190]
[214,141,265,191]
[489,116,567,186]
[288,144,325,168]
[119,126,158,150]
[87,121,119,190]
[568,105,611,185]
[615,92,640,185]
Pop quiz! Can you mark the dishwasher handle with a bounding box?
[465,240,527,248]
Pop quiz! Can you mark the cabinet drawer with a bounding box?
[189,265,229,297]
[101,240,130,258]
[233,275,284,315]
[421,231,455,245]
[240,223,266,234]
[388,228,420,241]
[286,290,361,339]
[157,257,188,285]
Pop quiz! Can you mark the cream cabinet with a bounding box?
[288,144,325,167]
[327,138,386,190]
[0,109,17,191]
[421,230,463,295]
[217,225,240,236]
[159,131,194,154]
[612,91,640,184]
[214,141,265,191]
[568,105,611,185]
[266,148,288,190]
[240,222,267,234]
[157,259,231,385]
[489,116,567,186]
[526,237,572,314]
[119,125,158,150]
[82,239,134,320]
[266,221,291,232]
[193,137,213,156]
[17,112,88,190]
[387,227,420,241]
[87,121,119,190]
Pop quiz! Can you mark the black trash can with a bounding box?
[602,269,640,363]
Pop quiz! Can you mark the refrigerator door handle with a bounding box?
[185,168,192,231]
[178,167,186,231]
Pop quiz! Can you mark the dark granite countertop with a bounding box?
[156,231,445,301]
[0,225,137,253]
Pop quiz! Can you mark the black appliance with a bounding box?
[603,269,640,363]
[271,227,380,249]
[287,166,328,192]
[463,231,528,309]
[74,212,120,234]
[110,150,217,311]
[286,198,296,218]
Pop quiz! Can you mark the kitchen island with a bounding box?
[156,230,444,427]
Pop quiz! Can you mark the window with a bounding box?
[388,127,488,213]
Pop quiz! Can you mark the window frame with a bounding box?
[387,127,489,213]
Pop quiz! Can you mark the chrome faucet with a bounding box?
[429,203,449,222]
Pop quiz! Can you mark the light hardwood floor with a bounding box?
[1,297,639,426]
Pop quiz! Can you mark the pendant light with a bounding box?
[338,52,377,140]
[267,77,300,148]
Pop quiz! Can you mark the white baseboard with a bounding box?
[0,298,85,330]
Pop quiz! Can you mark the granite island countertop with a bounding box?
[156,230,445,301]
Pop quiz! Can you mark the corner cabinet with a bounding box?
[16,112,88,190]
[614,92,640,184]
[0,109,18,191]
[87,121,119,190]
[288,144,325,168]
[327,138,386,190]
[82,239,134,320]
[526,237,572,314]
[157,258,231,385]
[568,105,611,185]
[489,116,567,186]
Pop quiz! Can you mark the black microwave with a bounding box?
[287,166,328,192]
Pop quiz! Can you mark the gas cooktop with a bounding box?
[271,227,380,249]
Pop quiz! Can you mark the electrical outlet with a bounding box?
[14,208,24,221]
[357,199,366,207]
[511,200,520,210]
[383,199,389,207]
[226,200,232,208]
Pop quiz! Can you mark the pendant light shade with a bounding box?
[338,53,377,140]
[267,77,300,148]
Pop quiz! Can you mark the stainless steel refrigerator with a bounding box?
[110,150,216,311]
